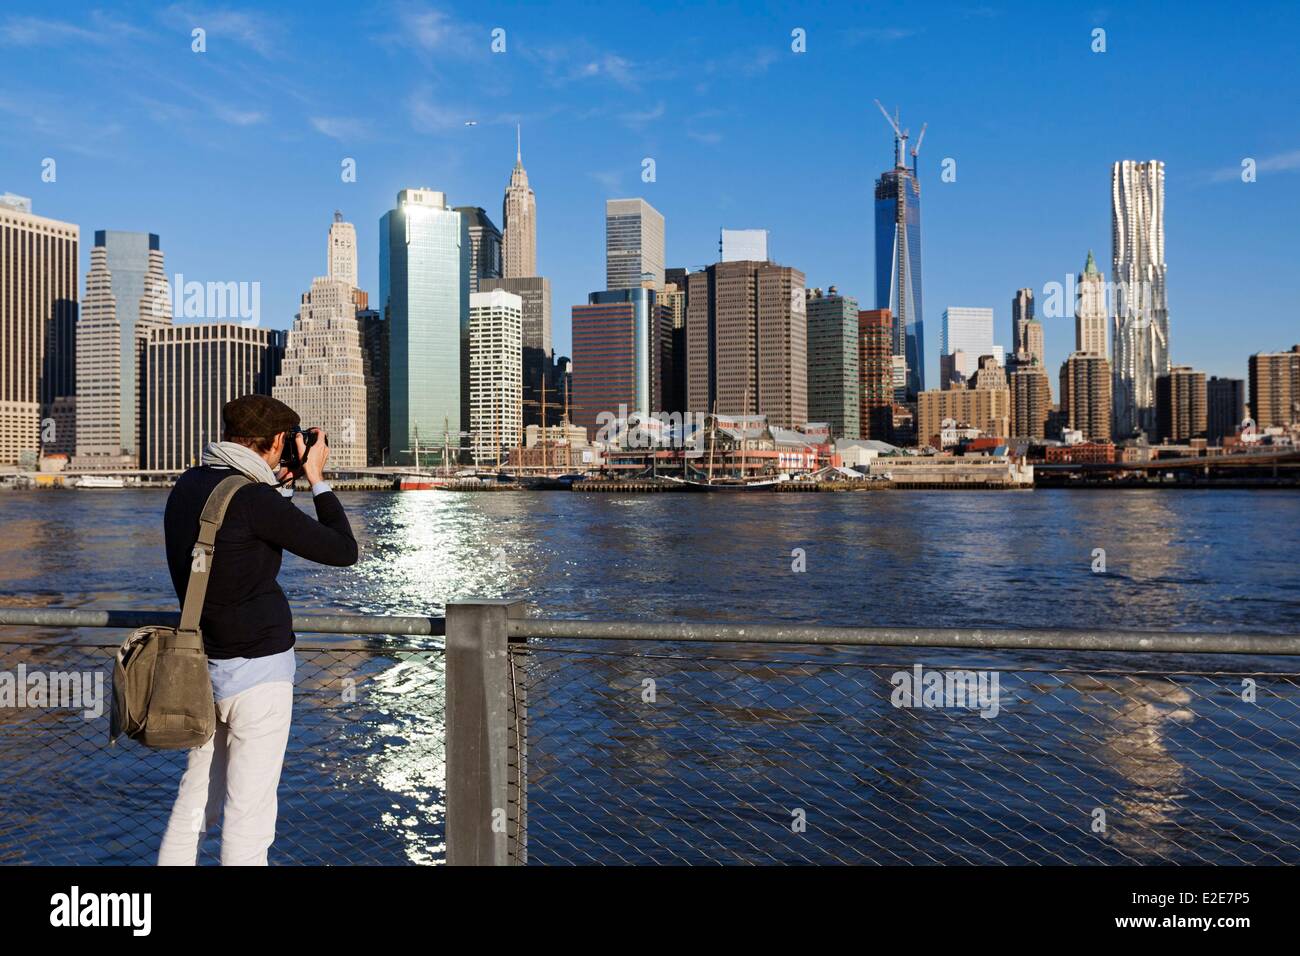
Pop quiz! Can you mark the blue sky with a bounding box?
[2,0,1297,389]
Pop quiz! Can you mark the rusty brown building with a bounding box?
[858,309,894,440]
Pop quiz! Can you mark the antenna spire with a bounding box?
[516,124,521,163]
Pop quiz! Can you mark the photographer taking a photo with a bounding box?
[158,394,358,866]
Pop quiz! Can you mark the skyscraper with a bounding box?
[273,277,369,470]
[468,289,522,465]
[1206,376,1245,443]
[605,198,665,292]
[1010,365,1052,439]
[1155,366,1207,444]
[1060,352,1113,444]
[661,273,688,415]
[685,260,807,427]
[479,275,554,426]
[721,229,768,263]
[939,307,1003,388]
[570,288,671,433]
[1022,320,1045,367]
[328,212,357,289]
[502,126,537,279]
[75,230,171,465]
[1075,250,1108,356]
[858,309,894,440]
[1248,345,1300,430]
[380,188,470,462]
[0,196,78,465]
[1111,160,1170,439]
[1011,288,1034,357]
[141,323,284,471]
[917,358,1011,447]
[456,206,503,294]
[806,287,860,438]
[357,308,390,465]
[874,112,925,398]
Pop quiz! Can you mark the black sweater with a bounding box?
[164,466,358,659]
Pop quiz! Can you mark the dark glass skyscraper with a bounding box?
[874,153,925,398]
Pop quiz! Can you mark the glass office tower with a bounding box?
[874,168,925,398]
[380,189,470,465]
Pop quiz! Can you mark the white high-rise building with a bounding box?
[720,228,768,263]
[272,277,368,470]
[327,212,357,289]
[939,307,1003,387]
[74,230,171,465]
[468,289,522,466]
[605,198,664,291]
[1111,159,1169,439]
[1075,250,1108,356]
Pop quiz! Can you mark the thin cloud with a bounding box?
[0,93,125,157]
[1209,149,1300,183]
[844,27,919,44]
[526,44,649,91]
[587,170,623,193]
[379,2,483,59]
[0,11,146,46]
[620,101,665,129]
[160,4,280,57]
[700,46,781,79]
[211,102,267,126]
[310,116,371,140]
[408,87,471,132]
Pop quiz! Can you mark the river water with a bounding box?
[2,488,1298,864]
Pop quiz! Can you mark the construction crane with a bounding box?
[911,122,927,172]
[873,99,908,169]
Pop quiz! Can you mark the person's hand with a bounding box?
[301,428,329,485]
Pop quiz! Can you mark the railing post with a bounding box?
[508,611,528,865]
[445,599,525,866]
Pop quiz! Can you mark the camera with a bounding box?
[279,425,327,474]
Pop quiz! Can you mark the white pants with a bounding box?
[157,681,294,866]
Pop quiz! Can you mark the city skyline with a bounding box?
[1,2,1296,391]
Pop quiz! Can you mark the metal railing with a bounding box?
[3,603,1300,865]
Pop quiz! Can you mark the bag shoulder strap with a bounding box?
[178,474,254,634]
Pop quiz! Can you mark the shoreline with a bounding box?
[4,479,1297,493]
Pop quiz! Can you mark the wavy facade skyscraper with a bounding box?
[1111,159,1170,439]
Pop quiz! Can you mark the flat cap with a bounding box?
[223,394,300,438]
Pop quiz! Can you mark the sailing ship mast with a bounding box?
[707,402,717,483]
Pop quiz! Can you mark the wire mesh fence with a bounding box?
[0,640,446,865]
[514,641,1300,865]
[5,625,1300,866]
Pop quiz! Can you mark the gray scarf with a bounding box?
[201,441,292,497]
